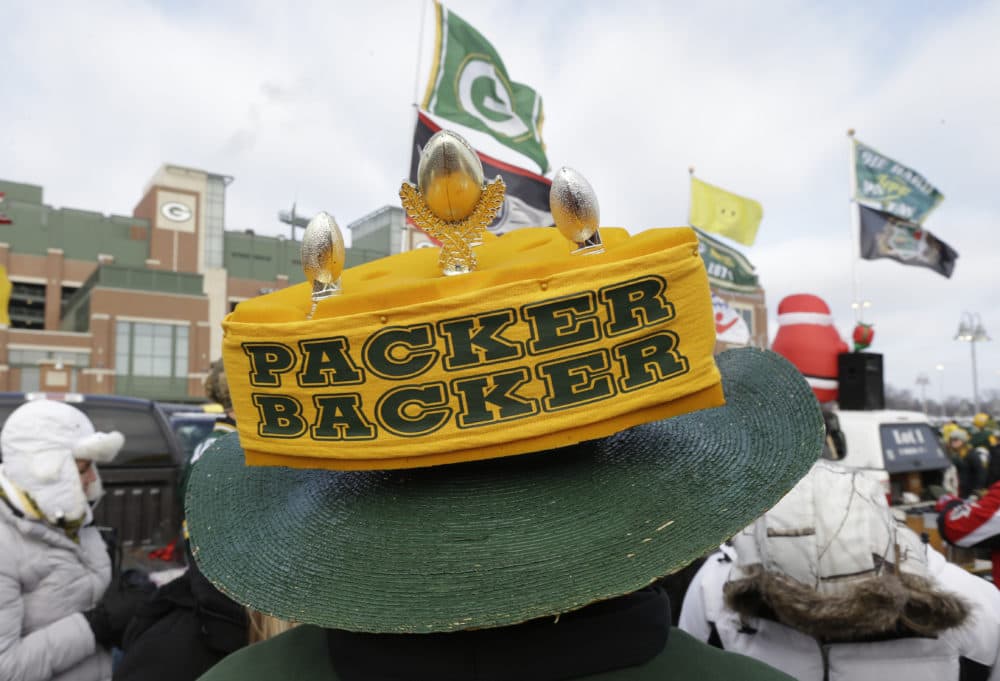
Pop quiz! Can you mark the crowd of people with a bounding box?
[6,399,1000,680]
[936,414,1000,592]
[2,226,1000,680]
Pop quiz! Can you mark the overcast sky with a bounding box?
[3,0,998,407]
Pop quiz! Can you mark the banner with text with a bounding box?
[853,139,944,223]
[692,227,760,293]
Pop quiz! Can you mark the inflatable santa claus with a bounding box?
[771,294,848,404]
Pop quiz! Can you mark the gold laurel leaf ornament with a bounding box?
[400,130,505,276]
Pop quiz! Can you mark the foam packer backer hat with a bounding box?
[185,132,824,633]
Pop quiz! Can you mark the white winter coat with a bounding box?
[0,500,112,681]
[679,546,1000,681]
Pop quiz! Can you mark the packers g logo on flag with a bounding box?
[422,2,549,172]
[457,57,532,140]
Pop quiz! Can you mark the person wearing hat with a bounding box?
[184,137,825,680]
[679,460,1000,680]
[179,358,238,498]
[946,426,970,451]
[941,420,960,442]
[985,427,1000,494]
[937,476,1000,591]
[948,428,988,498]
[971,413,995,449]
[969,413,998,489]
[114,358,252,681]
[114,361,298,681]
[0,399,132,681]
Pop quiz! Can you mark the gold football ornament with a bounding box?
[301,211,345,319]
[551,167,604,255]
[400,130,505,276]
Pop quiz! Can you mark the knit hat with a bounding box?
[949,428,970,443]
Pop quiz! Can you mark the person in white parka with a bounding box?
[0,399,125,681]
[679,460,1000,681]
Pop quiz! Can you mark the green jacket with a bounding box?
[197,624,794,681]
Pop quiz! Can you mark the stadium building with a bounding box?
[0,165,400,400]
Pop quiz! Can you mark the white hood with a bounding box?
[724,461,969,641]
[0,399,124,524]
[730,460,929,592]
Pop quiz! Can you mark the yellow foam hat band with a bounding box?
[223,227,724,471]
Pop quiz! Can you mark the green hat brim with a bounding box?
[185,347,822,633]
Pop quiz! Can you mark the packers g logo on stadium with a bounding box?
[161,201,193,222]
[457,57,531,140]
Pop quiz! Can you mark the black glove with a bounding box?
[82,602,115,649]
[84,578,152,649]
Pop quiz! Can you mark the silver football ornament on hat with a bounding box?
[400,130,505,276]
[301,211,345,319]
[551,167,604,255]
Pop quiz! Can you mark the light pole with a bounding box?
[851,299,872,323]
[955,312,991,414]
[916,373,929,415]
[935,363,945,417]
[278,202,310,240]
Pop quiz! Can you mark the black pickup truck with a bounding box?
[0,392,185,552]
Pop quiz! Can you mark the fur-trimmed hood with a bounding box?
[724,563,968,641]
[725,461,970,641]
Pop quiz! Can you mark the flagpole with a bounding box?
[402,0,432,252]
[412,0,429,108]
[688,166,695,226]
[847,129,863,323]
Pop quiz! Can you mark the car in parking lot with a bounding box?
[0,392,185,551]
[823,408,955,504]
[158,401,224,462]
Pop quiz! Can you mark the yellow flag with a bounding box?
[689,177,763,246]
[0,265,10,327]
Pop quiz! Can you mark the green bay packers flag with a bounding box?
[853,139,944,223]
[422,2,548,173]
[858,204,957,278]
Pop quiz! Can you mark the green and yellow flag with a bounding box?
[421,2,548,173]
[853,139,943,224]
[688,177,763,246]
